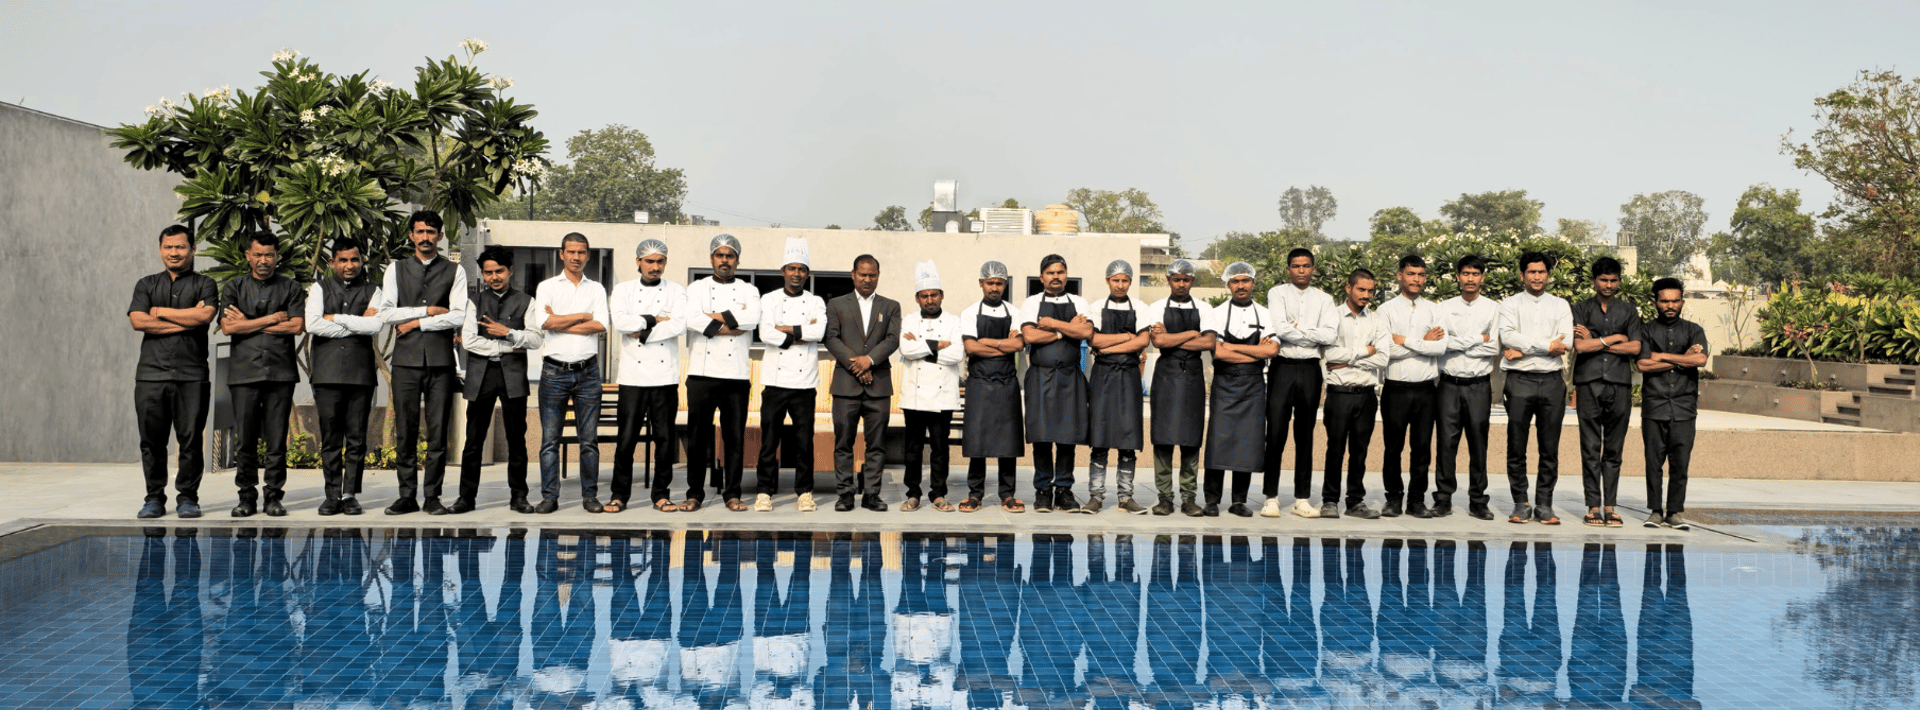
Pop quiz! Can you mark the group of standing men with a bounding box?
[130,214,1704,528]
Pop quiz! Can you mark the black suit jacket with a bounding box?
[824,292,902,397]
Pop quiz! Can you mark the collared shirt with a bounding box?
[1571,296,1645,385]
[854,291,877,336]
[1375,293,1445,383]
[304,280,384,340]
[1144,296,1213,336]
[221,273,306,384]
[1498,290,1575,373]
[531,273,609,364]
[460,288,542,358]
[376,255,467,331]
[1018,292,1091,328]
[758,288,828,390]
[1089,296,1150,333]
[1438,294,1502,378]
[609,278,689,388]
[684,276,761,380]
[1200,300,1273,344]
[1640,316,1708,421]
[129,269,219,382]
[898,310,963,411]
[1322,303,1392,389]
[1265,283,1341,359]
[958,301,1017,340]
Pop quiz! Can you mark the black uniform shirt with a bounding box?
[128,270,220,382]
[1571,296,1644,385]
[221,274,307,384]
[1639,316,1707,421]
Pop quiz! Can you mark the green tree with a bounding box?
[1064,187,1166,233]
[917,204,935,231]
[1619,190,1708,277]
[1781,69,1920,277]
[998,197,1024,209]
[1556,218,1611,245]
[1278,185,1338,240]
[1369,206,1423,238]
[1439,189,1544,235]
[492,124,685,224]
[872,205,912,231]
[824,224,842,230]
[1706,184,1823,287]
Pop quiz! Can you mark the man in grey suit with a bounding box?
[825,254,903,511]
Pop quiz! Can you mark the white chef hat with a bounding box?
[781,236,809,268]
[709,233,741,256]
[1223,261,1257,281]
[914,259,941,293]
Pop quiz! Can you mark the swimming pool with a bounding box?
[0,526,1912,709]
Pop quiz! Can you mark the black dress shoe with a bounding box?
[231,502,257,518]
[1181,501,1204,517]
[583,497,604,513]
[1345,503,1382,519]
[1381,501,1403,518]
[318,499,343,516]
[1202,503,1221,517]
[424,497,449,515]
[1430,503,1453,518]
[1469,503,1494,520]
[861,496,888,512]
[1151,500,1175,516]
[1053,490,1081,512]
[340,499,363,515]
[264,501,287,517]
[535,498,558,514]
[385,498,419,515]
[176,500,203,518]
[1408,503,1433,518]
[835,496,856,512]
[509,497,533,514]
[137,501,166,519]
[448,498,475,514]
[1227,503,1253,518]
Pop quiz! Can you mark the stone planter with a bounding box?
[1710,354,1902,391]
[1700,380,1853,423]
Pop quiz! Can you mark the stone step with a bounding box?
[1821,415,1863,427]
[1868,385,1914,397]
[1837,404,1862,417]
[1884,376,1916,386]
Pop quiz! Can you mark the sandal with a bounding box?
[931,497,955,512]
[899,497,921,512]
[1605,510,1624,528]
[957,497,981,513]
[1583,510,1606,527]
[1001,498,1026,513]
[725,498,749,512]
[653,498,676,513]
[1538,514,1562,526]
[604,500,624,513]
[678,498,702,512]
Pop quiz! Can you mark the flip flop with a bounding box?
[957,497,981,513]
[653,498,676,513]
[604,500,624,513]
[931,497,955,512]
[1605,511,1624,528]
[725,498,749,512]
[1001,498,1026,513]
[1583,511,1606,527]
[1539,515,1562,525]
[899,497,921,512]
[678,498,702,512]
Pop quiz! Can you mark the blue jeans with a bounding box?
[538,358,602,501]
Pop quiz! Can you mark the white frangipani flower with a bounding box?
[489,75,514,90]
[371,79,393,93]
[144,104,161,117]
[459,37,488,55]
[272,48,299,62]
[300,108,316,124]
[314,154,351,177]
[318,105,333,116]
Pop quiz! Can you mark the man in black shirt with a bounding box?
[1570,257,1641,528]
[218,231,306,517]
[128,225,219,519]
[1637,278,1707,530]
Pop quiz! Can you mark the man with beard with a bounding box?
[682,234,760,511]
[609,239,687,514]
[1436,254,1501,520]
[1081,259,1151,514]
[753,237,827,512]
[1019,254,1093,512]
[1637,278,1707,530]
[958,262,1025,512]
[897,260,963,512]
[1144,259,1212,516]
[826,254,902,511]
[128,225,218,519]
[219,231,305,517]
[1321,268,1391,519]
[456,246,542,513]
[1571,256,1642,528]
[306,238,384,516]
[376,210,466,515]
[1500,251,1574,526]
[1376,254,1446,519]
[1201,262,1277,517]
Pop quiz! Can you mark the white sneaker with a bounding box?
[753,493,774,512]
[796,492,817,512]
[1261,498,1283,518]
[1291,498,1321,518]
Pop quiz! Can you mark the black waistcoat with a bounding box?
[392,256,457,368]
[311,276,378,386]
[464,287,534,400]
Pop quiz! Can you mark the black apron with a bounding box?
[1205,303,1268,471]
[1087,300,1143,450]
[963,307,1025,458]
[1024,298,1089,445]
[1150,304,1207,447]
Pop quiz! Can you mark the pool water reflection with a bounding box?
[1,527,1914,709]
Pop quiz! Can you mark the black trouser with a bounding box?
[615,384,679,505]
[457,369,527,503]
[686,375,750,502]
[315,384,374,501]
[1642,418,1695,515]
[1203,468,1251,506]
[966,458,1018,501]
[1436,375,1492,508]
[1322,387,1377,508]
[230,381,294,503]
[1381,379,1438,507]
[1264,357,1323,499]
[1504,371,1567,509]
[902,409,953,500]
[1577,380,1632,508]
[832,394,889,499]
[755,386,816,496]
[392,364,457,500]
[1030,443,1076,494]
[1152,445,1200,504]
[135,380,209,504]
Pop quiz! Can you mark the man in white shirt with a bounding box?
[1264,248,1340,519]
[1202,262,1278,518]
[306,238,382,516]
[1499,251,1574,525]
[897,260,963,512]
[608,239,686,514]
[1145,259,1212,516]
[753,237,827,512]
[1082,259,1152,515]
[1435,254,1501,520]
[456,246,542,514]
[959,262,1026,513]
[1375,254,1447,519]
[684,234,761,512]
[532,233,610,513]
[1321,268,1392,519]
[376,210,467,515]
[825,254,902,512]
[1020,254,1093,513]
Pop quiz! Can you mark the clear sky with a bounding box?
[5,0,1917,248]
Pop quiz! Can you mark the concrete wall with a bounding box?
[0,103,185,463]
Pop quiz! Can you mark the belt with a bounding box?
[1326,384,1374,395]
[544,355,597,372]
[1273,356,1320,364]
[1441,374,1491,386]
[1384,379,1437,388]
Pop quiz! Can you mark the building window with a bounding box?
[1025,276,1082,298]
